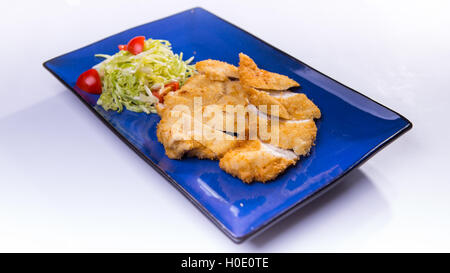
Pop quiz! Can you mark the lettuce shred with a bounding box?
[93,39,195,113]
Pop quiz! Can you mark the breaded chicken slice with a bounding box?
[191,112,242,158]
[161,93,244,135]
[160,74,232,110]
[177,75,226,105]
[195,59,239,81]
[270,91,321,120]
[167,72,248,109]
[219,140,298,183]
[157,74,227,121]
[157,74,226,117]
[216,80,248,106]
[238,53,299,90]
[201,104,247,137]
[276,119,318,156]
[160,96,244,140]
[246,89,321,120]
[247,105,317,156]
[156,92,193,117]
[245,86,291,119]
[156,108,201,159]
[157,108,240,160]
[182,74,248,107]
[162,75,249,134]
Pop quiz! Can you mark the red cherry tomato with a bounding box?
[76,69,102,94]
[151,90,164,103]
[118,44,127,51]
[165,81,180,91]
[127,36,145,55]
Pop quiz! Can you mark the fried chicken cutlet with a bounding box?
[238,53,299,90]
[196,59,239,81]
[247,105,318,156]
[156,108,240,160]
[219,140,297,183]
[246,88,321,120]
[155,55,321,183]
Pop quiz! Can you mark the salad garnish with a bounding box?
[76,36,195,114]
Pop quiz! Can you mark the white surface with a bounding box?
[1,0,449,252]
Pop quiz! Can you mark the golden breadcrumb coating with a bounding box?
[276,120,317,156]
[271,91,321,120]
[156,54,320,183]
[156,92,193,117]
[245,86,291,119]
[238,53,299,90]
[219,140,297,183]
[195,59,239,81]
[176,75,226,105]
[193,111,241,157]
[156,109,200,159]
[216,80,248,106]
[157,110,240,160]
[247,105,317,156]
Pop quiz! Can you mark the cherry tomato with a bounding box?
[165,81,180,91]
[118,44,127,51]
[76,69,102,94]
[152,90,164,103]
[127,36,145,55]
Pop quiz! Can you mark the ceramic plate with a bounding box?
[43,7,412,242]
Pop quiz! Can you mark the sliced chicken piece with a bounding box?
[156,92,193,117]
[157,108,240,160]
[216,80,248,106]
[277,119,318,156]
[191,112,241,158]
[163,75,249,135]
[171,75,248,108]
[245,86,291,119]
[270,91,321,120]
[156,108,201,159]
[160,73,233,110]
[176,75,225,105]
[160,93,243,135]
[181,75,248,107]
[210,81,249,135]
[238,53,299,90]
[219,140,298,183]
[247,105,317,156]
[157,54,321,183]
[158,74,225,117]
[246,89,320,120]
[195,59,239,81]
[201,104,247,137]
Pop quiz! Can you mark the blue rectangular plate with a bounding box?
[44,7,412,243]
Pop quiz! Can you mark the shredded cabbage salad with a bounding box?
[93,39,195,113]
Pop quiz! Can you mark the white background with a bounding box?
[1,0,449,252]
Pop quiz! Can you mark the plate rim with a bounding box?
[43,6,413,243]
